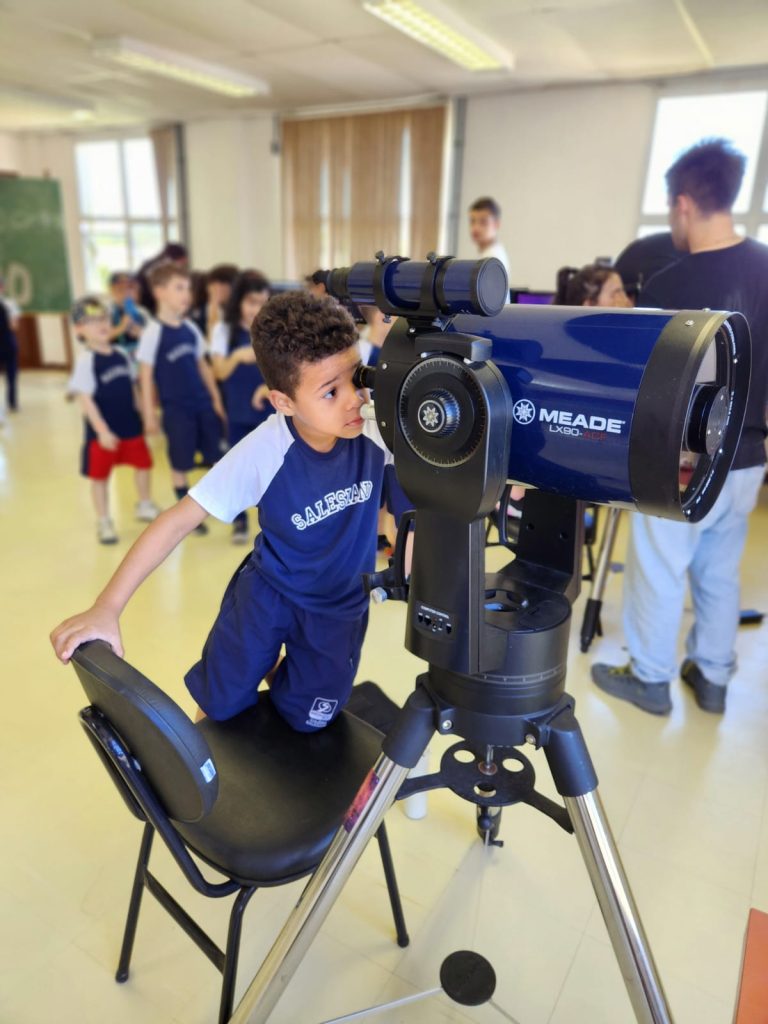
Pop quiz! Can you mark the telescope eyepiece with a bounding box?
[353,364,376,391]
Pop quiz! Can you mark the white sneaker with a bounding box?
[135,500,161,522]
[97,517,118,544]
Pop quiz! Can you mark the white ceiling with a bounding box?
[0,0,766,131]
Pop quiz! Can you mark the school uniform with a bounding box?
[68,348,152,479]
[209,322,269,447]
[185,413,396,731]
[137,319,222,471]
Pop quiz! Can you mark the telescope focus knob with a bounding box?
[417,389,460,438]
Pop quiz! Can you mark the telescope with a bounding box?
[231,253,749,1024]
[329,251,749,523]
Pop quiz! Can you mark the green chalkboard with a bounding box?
[0,177,72,313]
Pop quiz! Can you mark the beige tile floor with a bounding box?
[1,370,767,1024]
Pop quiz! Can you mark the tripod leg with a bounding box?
[229,688,435,1024]
[565,791,672,1024]
[543,702,672,1023]
[580,507,622,653]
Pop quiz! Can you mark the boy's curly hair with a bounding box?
[251,291,357,397]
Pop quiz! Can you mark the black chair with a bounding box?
[71,641,408,1024]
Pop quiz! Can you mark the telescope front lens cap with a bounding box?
[686,383,730,456]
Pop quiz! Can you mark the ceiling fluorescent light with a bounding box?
[362,0,512,72]
[94,37,269,98]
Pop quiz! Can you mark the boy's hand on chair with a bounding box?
[50,605,124,663]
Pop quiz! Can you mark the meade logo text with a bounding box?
[539,409,625,434]
[513,399,625,436]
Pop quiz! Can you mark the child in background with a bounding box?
[108,272,145,360]
[68,296,158,544]
[210,270,272,544]
[192,263,239,342]
[357,305,401,553]
[554,264,632,307]
[137,263,226,536]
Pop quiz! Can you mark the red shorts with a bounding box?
[82,436,153,480]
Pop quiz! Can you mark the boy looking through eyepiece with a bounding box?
[52,291,405,733]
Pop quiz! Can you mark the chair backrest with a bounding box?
[71,641,218,823]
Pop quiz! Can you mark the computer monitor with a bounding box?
[510,288,555,305]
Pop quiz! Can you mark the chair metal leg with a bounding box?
[375,824,409,948]
[219,886,258,1024]
[116,822,154,983]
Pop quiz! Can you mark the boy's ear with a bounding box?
[269,389,294,416]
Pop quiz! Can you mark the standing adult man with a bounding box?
[592,139,768,716]
[468,196,510,275]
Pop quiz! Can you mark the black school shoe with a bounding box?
[680,659,727,714]
[591,663,672,716]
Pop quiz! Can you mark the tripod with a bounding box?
[229,492,673,1024]
[580,506,623,653]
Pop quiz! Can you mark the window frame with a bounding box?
[637,82,768,241]
[75,132,180,292]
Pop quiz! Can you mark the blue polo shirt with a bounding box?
[68,348,142,441]
[136,318,211,411]
[189,413,394,618]
[210,322,267,427]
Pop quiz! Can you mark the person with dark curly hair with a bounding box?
[51,290,403,734]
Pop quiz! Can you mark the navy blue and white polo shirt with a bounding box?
[136,318,210,410]
[209,321,267,428]
[68,348,142,441]
[189,413,394,619]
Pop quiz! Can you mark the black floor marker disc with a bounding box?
[440,950,496,1006]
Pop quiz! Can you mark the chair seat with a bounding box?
[176,698,383,885]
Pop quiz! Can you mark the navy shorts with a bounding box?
[163,405,222,471]
[185,560,369,731]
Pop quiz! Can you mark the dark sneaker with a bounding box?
[194,521,209,536]
[591,663,672,715]
[680,659,726,714]
[231,524,249,545]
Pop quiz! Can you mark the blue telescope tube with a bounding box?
[445,305,740,512]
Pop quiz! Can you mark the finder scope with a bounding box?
[325,251,509,320]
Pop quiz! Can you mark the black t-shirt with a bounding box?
[641,237,768,471]
[614,231,681,293]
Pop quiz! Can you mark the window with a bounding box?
[75,136,180,292]
[281,107,446,279]
[637,90,768,240]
